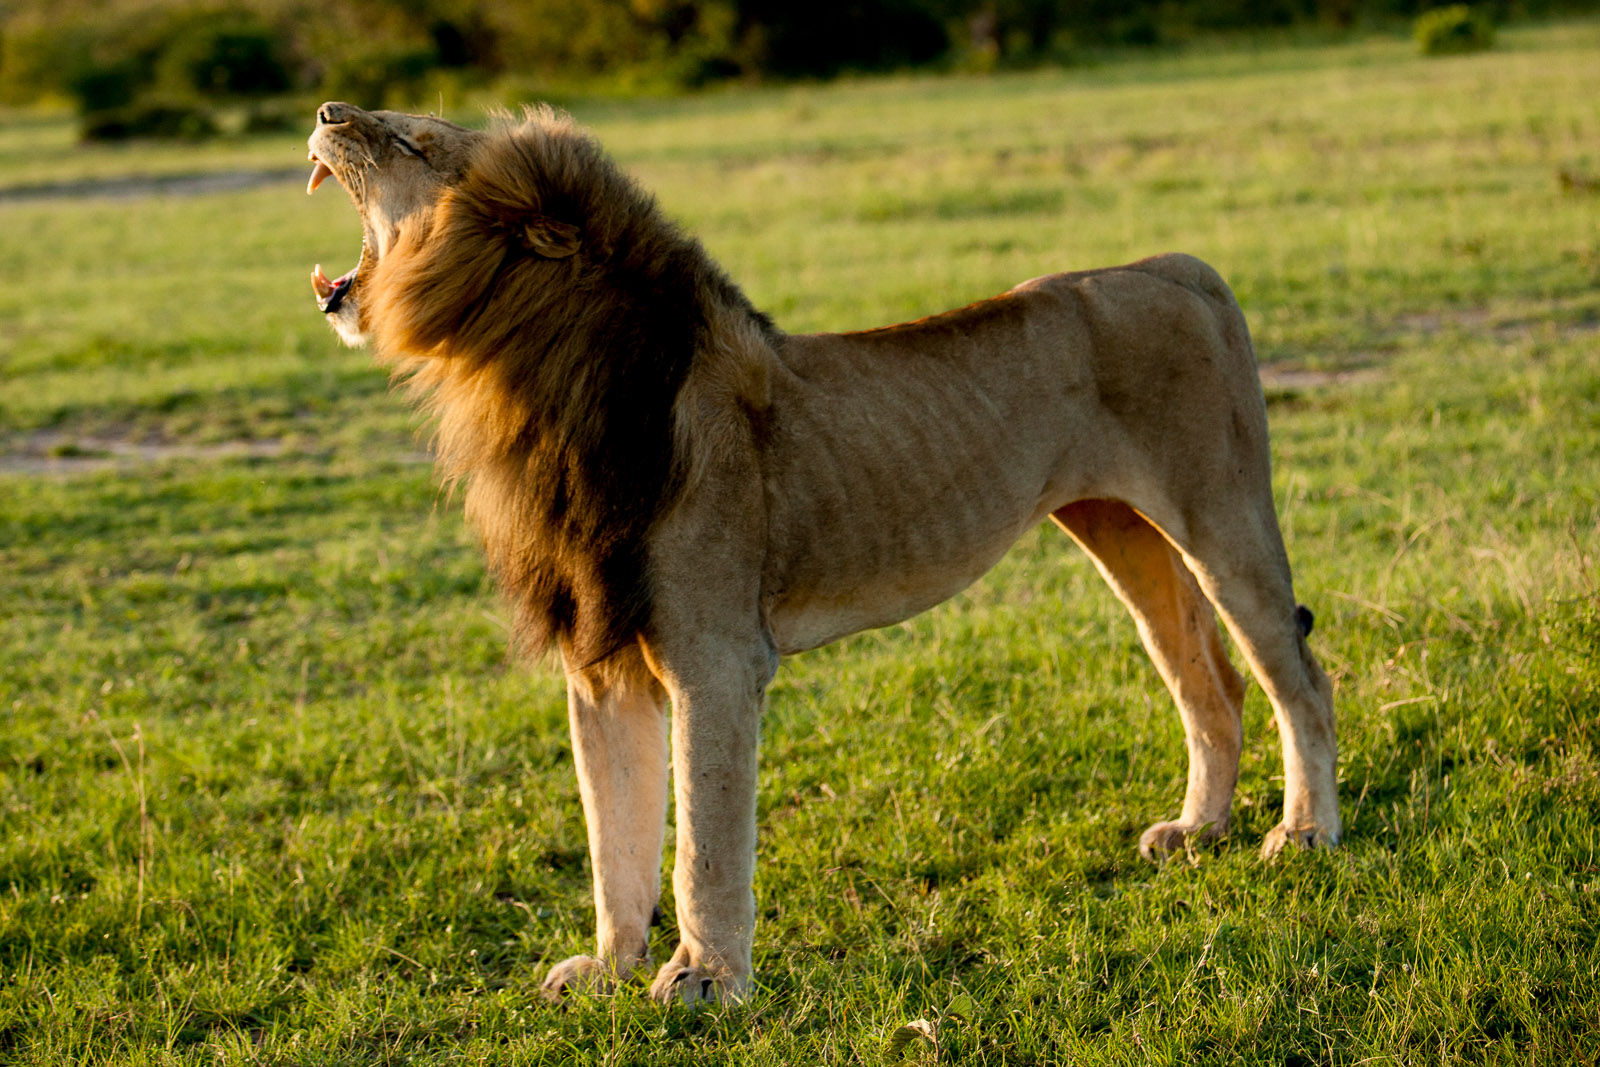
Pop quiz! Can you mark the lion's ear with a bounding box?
[519,216,581,259]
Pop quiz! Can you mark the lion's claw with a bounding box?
[648,961,748,1007]
[1259,822,1341,859]
[539,955,612,1001]
[1138,819,1225,862]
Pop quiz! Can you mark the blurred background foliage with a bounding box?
[0,0,1592,138]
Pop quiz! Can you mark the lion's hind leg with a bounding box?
[1173,507,1342,858]
[1052,499,1247,860]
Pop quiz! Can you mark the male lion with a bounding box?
[305,102,1341,1005]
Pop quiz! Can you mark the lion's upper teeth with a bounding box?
[308,160,333,195]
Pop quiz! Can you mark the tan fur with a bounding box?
[306,103,1342,1006]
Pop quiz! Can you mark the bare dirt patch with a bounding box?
[1393,305,1600,340]
[0,428,434,475]
[0,167,304,203]
[0,420,443,474]
[0,431,295,474]
[1259,366,1384,391]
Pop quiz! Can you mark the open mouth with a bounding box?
[306,152,363,315]
[311,261,356,314]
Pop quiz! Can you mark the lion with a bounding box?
[305,102,1341,1006]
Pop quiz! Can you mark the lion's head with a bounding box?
[305,102,483,345]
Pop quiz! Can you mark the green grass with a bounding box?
[2,19,1599,1065]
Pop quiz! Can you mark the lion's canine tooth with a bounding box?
[307,160,333,195]
[311,264,335,299]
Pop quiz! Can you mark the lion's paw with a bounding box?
[539,955,612,1002]
[1259,822,1341,859]
[647,960,749,1007]
[1138,819,1225,862]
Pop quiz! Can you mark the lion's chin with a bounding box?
[326,300,369,347]
[310,281,366,346]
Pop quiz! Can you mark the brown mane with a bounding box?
[366,107,777,667]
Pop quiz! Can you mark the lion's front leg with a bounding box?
[540,652,670,1000]
[644,641,772,1007]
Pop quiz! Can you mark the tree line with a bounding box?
[0,0,1587,123]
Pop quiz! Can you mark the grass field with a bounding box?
[2,18,1599,1065]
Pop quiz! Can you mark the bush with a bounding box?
[318,47,438,108]
[4,5,304,140]
[155,12,293,96]
[0,20,96,105]
[1414,5,1494,55]
[242,100,305,134]
[68,61,145,113]
[80,99,219,142]
[741,0,950,77]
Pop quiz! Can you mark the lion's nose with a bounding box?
[317,102,357,126]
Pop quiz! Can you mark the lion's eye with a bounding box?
[396,138,424,159]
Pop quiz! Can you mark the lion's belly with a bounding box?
[766,530,1023,653]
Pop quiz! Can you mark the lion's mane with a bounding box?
[366,107,778,667]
